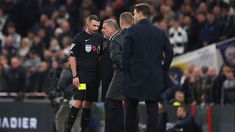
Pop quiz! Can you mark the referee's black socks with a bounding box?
[80,108,91,132]
[65,106,80,132]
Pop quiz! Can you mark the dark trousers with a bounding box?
[125,98,158,132]
[105,98,124,132]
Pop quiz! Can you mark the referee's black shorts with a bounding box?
[73,71,100,102]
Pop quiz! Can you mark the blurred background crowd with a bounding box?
[0,0,235,106]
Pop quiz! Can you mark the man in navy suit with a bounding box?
[123,3,174,132]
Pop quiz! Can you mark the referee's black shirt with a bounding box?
[70,31,103,72]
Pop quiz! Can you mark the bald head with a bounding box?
[120,12,134,30]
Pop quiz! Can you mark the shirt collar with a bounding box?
[108,31,120,41]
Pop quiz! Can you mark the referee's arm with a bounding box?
[70,40,80,87]
[70,56,77,77]
[70,56,80,87]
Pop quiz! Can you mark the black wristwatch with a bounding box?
[73,73,78,78]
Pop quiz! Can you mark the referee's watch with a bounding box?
[73,73,78,78]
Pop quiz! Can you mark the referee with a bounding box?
[65,15,103,132]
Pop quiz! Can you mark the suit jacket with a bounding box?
[106,29,127,100]
[100,32,119,101]
[123,19,174,101]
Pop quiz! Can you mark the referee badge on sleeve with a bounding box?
[85,45,92,53]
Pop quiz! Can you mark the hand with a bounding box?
[73,77,80,87]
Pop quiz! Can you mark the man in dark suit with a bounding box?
[123,3,174,132]
[104,12,134,132]
[100,19,120,102]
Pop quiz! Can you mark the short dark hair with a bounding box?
[87,15,100,22]
[134,3,151,18]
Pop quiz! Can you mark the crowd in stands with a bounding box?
[0,0,235,105]
[162,64,235,106]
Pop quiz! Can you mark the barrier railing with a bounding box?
[0,97,235,132]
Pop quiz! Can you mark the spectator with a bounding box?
[49,37,61,52]
[47,59,62,112]
[197,2,208,14]
[23,50,41,71]
[25,64,38,92]
[160,4,174,23]
[64,0,79,33]
[153,16,169,35]
[193,12,206,49]
[40,0,60,17]
[0,55,10,91]
[182,66,199,104]
[6,57,26,92]
[81,0,98,15]
[0,55,10,72]
[220,4,235,40]
[56,20,73,44]
[212,5,222,20]
[34,61,50,92]
[38,27,50,48]
[61,36,72,56]
[212,65,227,104]
[189,67,204,104]
[30,35,44,58]
[158,20,169,34]
[169,17,188,55]
[32,14,54,39]
[181,3,194,17]
[221,66,235,104]
[2,35,17,62]
[0,56,7,91]
[18,37,31,59]
[205,67,217,103]
[6,22,21,49]
[170,106,202,132]
[0,7,10,35]
[170,90,185,106]
[26,29,35,44]
[0,24,5,51]
[42,49,53,64]
[47,59,62,96]
[77,0,98,31]
[206,0,217,11]
[182,15,198,52]
[199,11,222,46]
[56,6,70,25]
